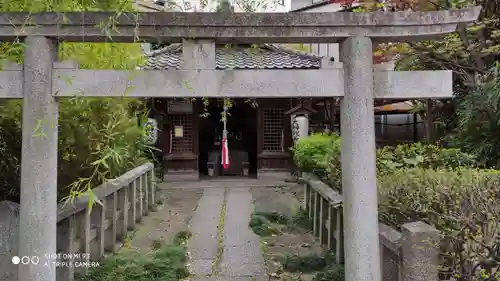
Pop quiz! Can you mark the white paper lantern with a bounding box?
[291,115,309,144]
[144,118,158,145]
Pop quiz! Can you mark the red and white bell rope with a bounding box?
[221,105,230,170]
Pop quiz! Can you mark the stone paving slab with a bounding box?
[222,243,264,264]
[186,186,268,280]
[187,188,225,275]
[189,236,219,259]
[220,188,265,278]
[252,185,303,218]
[189,188,225,234]
[119,188,203,253]
[189,259,213,275]
[223,232,256,247]
[223,189,258,247]
[219,261,266,277]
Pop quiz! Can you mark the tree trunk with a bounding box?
[424,99,435,143]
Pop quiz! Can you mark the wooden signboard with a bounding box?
[167,99,193,114]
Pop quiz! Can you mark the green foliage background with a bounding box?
[348,0,500,166]
[0,0,151,202]
[395,0,500,166]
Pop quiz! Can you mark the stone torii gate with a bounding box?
[0,8,480,281]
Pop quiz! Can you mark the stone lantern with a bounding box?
[286,101,317,179]
[286,101,317,144]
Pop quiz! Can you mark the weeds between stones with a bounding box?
[212,189,228,274]
[79,231,191,281]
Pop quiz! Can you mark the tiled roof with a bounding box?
[142,44,323,70]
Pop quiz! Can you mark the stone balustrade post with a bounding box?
[400,222,441,281]
[128,181,137,229]
[335,206,344,263]
[88,199,106,262]
[77,209,91,276]
[56,216,76,281]
[303,178,311,213]
[118,186,129,241]
[137,177,144,221]
[105,192,118,253]
[319,197,329,245]
[148,169,156,211]
[142,173,149,216]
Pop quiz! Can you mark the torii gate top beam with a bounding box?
[0,7,480,43]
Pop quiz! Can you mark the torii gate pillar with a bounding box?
[19,36,59,281]
[340,36,381,281]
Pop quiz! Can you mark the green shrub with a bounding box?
[378,168,500,281]
[281,253,327,273]
[0,113,22,201]
[293,133,340,180]
[376,143,477,173]
[249,213,282,236]
[80,233,189,281]
[0,0,154,204]
[289,208,313,230]
[312,264,345,281]
[0,26,151,203]
[447,65,500,168]
[281,251,337,273]
[252,211,290,225]
[325,142,477,189]
[294,135,477,190]
[0,97,150,202]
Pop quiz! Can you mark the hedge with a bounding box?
[293,134,500,281]
[292,133,340,181]
[293,133,478,189]
[379,168,500,281]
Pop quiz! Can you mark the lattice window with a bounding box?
[263,108,285,152]
[168,115,193,153]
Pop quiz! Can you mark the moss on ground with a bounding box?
[250,209,345,281]
[280,251,344,281]
[249,209,312,237]
[311,264,345,281]
[249,213,283,236]
[79,231,191,281]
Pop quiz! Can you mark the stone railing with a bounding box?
[301,172,441,281]
[56,163,156,281]
[301,173,344,263]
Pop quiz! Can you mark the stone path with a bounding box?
[187,187,266,281]
[120,187,203,253]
